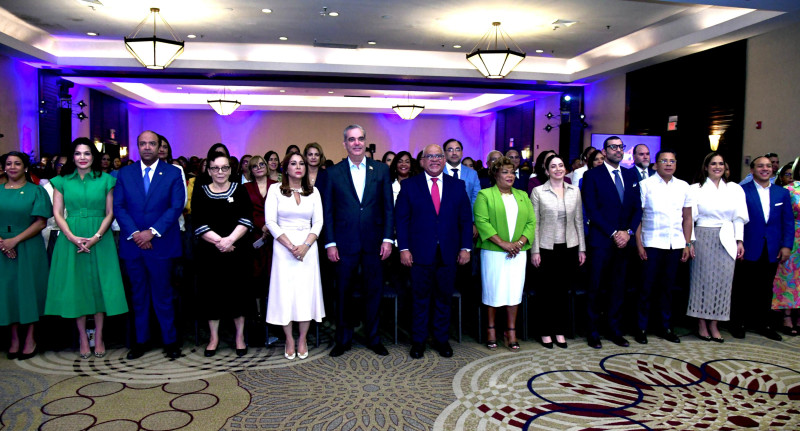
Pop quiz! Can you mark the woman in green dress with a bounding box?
[1,151,52,360]
[45,138,127,359]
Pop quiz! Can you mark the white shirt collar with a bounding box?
[348,157,366,169]
[448,162,462,172]
[603,161,621,174]
[754,181,771,191]
[141,159,159,173]
[425,172,443,182]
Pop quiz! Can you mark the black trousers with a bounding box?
[409,246,456,344]
[535,244,578,336]
[638,247,682,331]
[334,250,384,346]
[587,243,630,337]
[730,244,779,329]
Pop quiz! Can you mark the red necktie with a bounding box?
[431,178,440,215]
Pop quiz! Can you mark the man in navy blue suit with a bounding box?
[633,144,656,182]
[729,155,794,341]
[506,149,531,191]
[396,144,473,359]
[581,136,643,348]
[114,130,185,359]
[322,125,394,357]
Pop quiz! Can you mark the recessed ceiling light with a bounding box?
[535,49,544,53]
[383,92,390,96]
[367,41,377,45]
[449,96,453,100]
[261,8,272,14]
[187,34,196,39]
[279,90,286,93]
[176,86,183,90]
[328,11,339,17]
[86,32,98,36]
[453,45,461,49]
[279,36,288,41]
[328,91,334,94]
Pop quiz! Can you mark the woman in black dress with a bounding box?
[192,152,254,357]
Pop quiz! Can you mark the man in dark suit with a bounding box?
[395,144,473,359]
[114,130,185,359]
[506,149,530,191]
[729,155,794,340]
[581,136,643,348]
[322,124,394,357]
[479,150,503,189]
[632,144,656,182]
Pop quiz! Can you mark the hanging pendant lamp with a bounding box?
[466,22,526,79]
[207,87,241,116]
[124,8,185,69]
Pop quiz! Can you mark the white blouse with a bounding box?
[690,178,749,259]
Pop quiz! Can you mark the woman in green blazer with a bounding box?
[474,156,536,351]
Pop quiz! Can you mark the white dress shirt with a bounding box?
[447,162,462,179]
[754,181,771,222]
[691,179,750,259]
[570,165,588,184]
[639,174,692,249]
[348,157,367,202]
[603,161,624,188]
[425,172,444,200]
[637,166,649,180]
[141,158,159,183]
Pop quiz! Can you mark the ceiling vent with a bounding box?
[313,41,358,49]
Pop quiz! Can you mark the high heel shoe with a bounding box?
[554,336,568,349]
[485,326,498,351]
[540,336,553,349]
[504,329,520,352]
[297,340,308,359]
[284,347,296,360]
[18,345,38,361]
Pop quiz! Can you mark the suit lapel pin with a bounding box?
[159,172,163,175]
[369,166,373,170]
[228,197,234,203]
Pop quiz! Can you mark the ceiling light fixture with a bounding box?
[124,7,184,69]
[176,87,182,90]
[392,94,424,120]
[87,32,98,36]
[207,87,241,116]
[329,12,339,17]
[279,36,288,41]
[466,22,525,79]
[279,89,286,93]
[453,45,461,49]
[367,41,377,45]
[261,8,272,14]
[187,34,196,39]
[328,91,334,94]
[535,49,544,53]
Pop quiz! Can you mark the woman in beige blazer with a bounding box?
[530,154,586,349]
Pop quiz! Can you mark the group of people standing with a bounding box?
[2,128,798,361]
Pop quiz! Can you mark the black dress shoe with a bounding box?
[607,334,629,347]
[204,349,216,357]
[7,351,19,360]
[729,325,746,339]
[710,336,724,343]
[431,341,453,358]
[659,329,680,344]
[409,342,425,359]
[126,344,148,360]
[165,343,182,359]
[587,335,602,349]
[18,346,38,361]
[634,330,648,345]
[554,339,568,349]
[367,342,389,356]
[756,327,782,341]
[236,347,248,357]
[696,332,712,342]
[329,343,351,357]
[540,338,554,349]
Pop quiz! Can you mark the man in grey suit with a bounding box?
[322,125,394,357]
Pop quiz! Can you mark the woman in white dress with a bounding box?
[265,153,325,360]
[687,152,749,342]
[474,157,536,351]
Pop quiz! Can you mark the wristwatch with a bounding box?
[626,229,634,236]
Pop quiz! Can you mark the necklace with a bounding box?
[5,181,25,189]
[290,187,303,193]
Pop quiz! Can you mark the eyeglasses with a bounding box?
[347,136,366,143]
[445,147,462,153]
[658,159,676,165]
[507,155,521,160]
[253,162,267,168]
[208,166,231,173]
[606,144,626,151]
[783,172,793,177]
[423,154,445,160]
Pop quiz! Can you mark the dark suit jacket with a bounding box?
[512,169,531,192]
[113,160,185,260]
[581,164,642,248]
[635,167,657,182]
[395,173,473,265]
[740,181,794,262]
[322,158,394,255]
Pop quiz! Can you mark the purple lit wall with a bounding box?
[0,54,39,156]
[128,108,496,163]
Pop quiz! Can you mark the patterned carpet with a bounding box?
[1,329,799,430]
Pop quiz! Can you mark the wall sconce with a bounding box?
[545,112,554,119]
[120,146,128,158]
[708,134,721,151]
[77,100,87,108]
[77,112,88,121]
[544,124,554,133]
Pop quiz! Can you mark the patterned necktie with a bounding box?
[452,168,459,180]
[143,166,151,195]
[641,169,647,179]
[613,170,624,202]
[431,178,440,215]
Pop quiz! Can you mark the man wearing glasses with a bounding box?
[322,125,394,357]
[633,150,692,344]
[505,149,530,191]
[581,136,643,349]
[442,139,480,209]
[114,130,186,360]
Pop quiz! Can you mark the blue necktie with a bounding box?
[452,168,459,180]
[613,169,624,202]
[143,166,151,195]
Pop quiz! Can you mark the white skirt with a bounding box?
[481,249,526,307]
